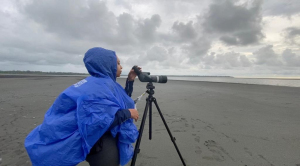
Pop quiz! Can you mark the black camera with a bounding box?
[132,66,167,83]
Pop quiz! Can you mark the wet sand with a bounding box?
[0,76,300,166]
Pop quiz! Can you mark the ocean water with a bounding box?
[167,76,300,87]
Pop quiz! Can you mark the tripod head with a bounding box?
[146,82,155,96]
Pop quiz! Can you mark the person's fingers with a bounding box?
[129,108,139,122]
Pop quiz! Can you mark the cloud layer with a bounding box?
[203,0,264,46]
[0,0,299,76]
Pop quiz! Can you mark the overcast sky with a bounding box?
[1,0,299,76]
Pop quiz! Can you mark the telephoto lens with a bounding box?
[132,66,167,83]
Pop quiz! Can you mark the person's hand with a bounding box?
[128,66,142,81]
[128,109,139,122]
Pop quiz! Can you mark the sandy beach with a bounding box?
[0,76,300,166]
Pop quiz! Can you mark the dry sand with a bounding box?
[0,76,300,166]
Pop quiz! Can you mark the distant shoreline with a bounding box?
[167,75,233,78]
[1,74,300,80]
[234,76,300,80]
[0,74,88,78]
[0,71,88,75]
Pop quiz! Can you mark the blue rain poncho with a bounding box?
[24,47,139,166]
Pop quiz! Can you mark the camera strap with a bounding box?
[134,91,147,108]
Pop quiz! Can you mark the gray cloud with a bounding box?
[116,13,137,45]
[160,47,187,69]
[135,14,161,44]
[282,49,300,67]
[285,27,300,38]
[203,0,264,45]
[23,0,117,42]
[253,45,300,68]
[171,21,198,42]
[114,14,163,53]
[239,55,252,67]
[254,45,283,66]
[219,36,239,45]
[160,20,209,65]
[202,51,252,69]
[23,0,162,47]
[123,46,187,72]
[146,45,168,61]
[201,45,300,70]
[284,27,300,45]
[1,0,165,67]
[185,36,212,64]
[0,47,83,65]
[263,0,300,16]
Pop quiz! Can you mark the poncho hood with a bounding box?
[84,47,117,80]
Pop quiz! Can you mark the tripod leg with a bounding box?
[149,97,152,140]
[131,98,150,166]
[153,98,187,166]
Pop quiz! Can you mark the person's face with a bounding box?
[116,56,122,77]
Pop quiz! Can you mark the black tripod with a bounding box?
[131,82,186,166]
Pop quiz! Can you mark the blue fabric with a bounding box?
[24,47,139,166]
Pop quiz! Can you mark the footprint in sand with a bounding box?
[194,136,200,143]
[244,147,252,157]
[195,146,202,154]
[179,117,189,127]
[204,140,235,161]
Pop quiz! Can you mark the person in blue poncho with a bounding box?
[25,47,141,166]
